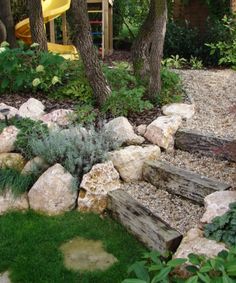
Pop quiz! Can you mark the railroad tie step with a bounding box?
[143,160,231,204]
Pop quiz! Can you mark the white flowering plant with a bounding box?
[0,44,67,93]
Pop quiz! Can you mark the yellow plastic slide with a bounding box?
[15,0,77,59]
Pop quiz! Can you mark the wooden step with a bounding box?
[143,160,231,204]
[107,189,182,253]
[175,129,236,163]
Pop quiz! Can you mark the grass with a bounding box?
[0,210,146,283]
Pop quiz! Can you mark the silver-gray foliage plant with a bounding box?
[29,125,120,182]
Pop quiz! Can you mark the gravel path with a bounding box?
[124,182,204,235]
[160,150,236,190]
[177,69,236,139]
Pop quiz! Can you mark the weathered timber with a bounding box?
[175,129,236,163]
[107,189,182,252]
[143,160,231,204]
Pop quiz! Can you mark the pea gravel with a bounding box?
[177,69,236,139]
[160,150,236,190]
[124,181,204,235]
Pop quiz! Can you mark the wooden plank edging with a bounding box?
[175,129,236,163]
[107,189,182,253]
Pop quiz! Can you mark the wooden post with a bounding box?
[108,2,113,54]
[49,20,55,43]
[102,0,109,57]
[62,13,68,45]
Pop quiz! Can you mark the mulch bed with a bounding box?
[1,92,162,127]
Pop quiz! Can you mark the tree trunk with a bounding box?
[68,0,111,107]
[0,19,7,43]
[148,0,167,100]
[132,0,167,100]
[0,0,17,47]
[28,0,48,51]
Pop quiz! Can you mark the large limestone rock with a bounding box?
[144,115,182,149]
[21,157,49,175]
[136,124,147,136]
[0,190,29,215]
[108,145,161,182]
[0,103,18,120]
[40,109,74,127]
[104,117,144,145]
[174,228,227,260]
[162,103,195,119]
[18,98,45,119]
[0,153,26,170]
[0,271,11,283]
[28,164,77,215]
[201,191,236,224]
[0,126,19,153]
[77,161,120,213]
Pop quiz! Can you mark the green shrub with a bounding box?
[28,126,120,182]
[204,202,236,247]
[0,117,48,159]
[0,43,68,94]
[162,55,187,69]
[156,68,183,106]
[0,168,37,196]
[103,62,136,90]
[51,61,94,102]
[189,56,203,70]
[73,103,98,125]
[123,248,236,283]
[102,87,153,117]
[164,21,200,61]
[206,15,236,69]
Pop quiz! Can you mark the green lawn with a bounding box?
[0,210,146,283]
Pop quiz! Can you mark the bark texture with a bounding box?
[68,0,111,107]
[132,0,167,100]
[0,19,7,43]
[28,0,48,51]
[0,0,17,47]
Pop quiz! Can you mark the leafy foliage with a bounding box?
[204,202,236,247]
[206,15,236,69]
[28,126,120,182]
[0,168,37,196]
[162,55,187,69]
[123,248,236,282]
[0,117,48,159]
[50,61,94,102]
[73,103,98,125]
[156,68,183,106]
[103,62,136,90]
[102,87,153,117]
[0,43,67,93]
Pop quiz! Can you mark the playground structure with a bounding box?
[15,0,113,59]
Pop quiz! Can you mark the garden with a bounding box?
[0,0,236,282]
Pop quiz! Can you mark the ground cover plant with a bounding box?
[0,210,146,283]
[122,248,236,283]
[204,202,236,247]
[0,117,48,159]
